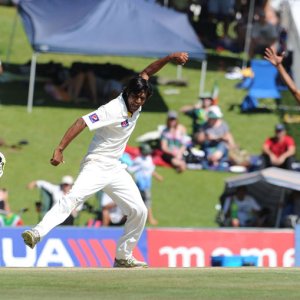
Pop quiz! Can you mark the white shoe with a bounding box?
[113,257,148,268]
[21,229,40,249]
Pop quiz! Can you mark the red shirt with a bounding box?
[264,135,295,157]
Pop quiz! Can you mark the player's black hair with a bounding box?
[122,76,153,101]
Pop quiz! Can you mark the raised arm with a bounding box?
[139,52,188,80]
[50,117,87,166]
[264,47,300,104]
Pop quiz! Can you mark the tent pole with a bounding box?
[27,52,38,113]
[275,188,285,228]
[176,65,183,80]
[5,9,18,64]
[242,0,255,69]
[199,60,207,97]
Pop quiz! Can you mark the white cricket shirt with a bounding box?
[82,94,141,165]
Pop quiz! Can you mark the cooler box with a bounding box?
[211,255,258,267]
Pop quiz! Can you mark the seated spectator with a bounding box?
[249,9,279,59]
[261,124,296,170]
[160,111,187,172]
[128,143,163,226]
[180,95,214,135]
[100,192,126,227]
[195,106,236,167]
[222,186,261,227]
[27,175,77,225]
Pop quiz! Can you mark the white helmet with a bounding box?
[0,152,6,178]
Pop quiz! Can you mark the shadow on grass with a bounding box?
[0,63,168,112]
[183,53,243,72]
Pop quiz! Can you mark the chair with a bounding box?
[240,60,281,112]
[248,59,281,99]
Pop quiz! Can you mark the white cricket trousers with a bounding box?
[34,161,147,260]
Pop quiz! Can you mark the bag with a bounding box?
[229,147,251,167]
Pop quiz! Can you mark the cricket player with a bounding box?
[22,52,188,268]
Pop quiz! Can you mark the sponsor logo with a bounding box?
[0,228,147,267]
[88,113,99,123]
[147,229,295,267]
[121,119,129,127]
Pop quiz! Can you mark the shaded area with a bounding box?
[0,62,168,112]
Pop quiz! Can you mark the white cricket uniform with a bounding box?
[34,94,147,260]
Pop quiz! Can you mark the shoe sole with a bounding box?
[113,262,148,268]
[21,231,35,249]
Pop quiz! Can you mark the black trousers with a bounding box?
[260,154,295,170]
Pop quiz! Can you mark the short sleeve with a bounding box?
[82,106,111,131]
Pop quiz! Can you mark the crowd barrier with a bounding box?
[0,227,295,267]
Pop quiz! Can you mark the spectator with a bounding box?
[160,111,187,172]
[222,186,261,227]
[0,58,3,75]
[261,124,296,170]
[0,188,24,227]
[0,188,10,212]
[281,190,300,228]
[180,95,214,135]
[207,0,235,40]
[195,106,236,167]
[100,192,127,227]
[249,9,278,59]
[0,152,6,178]
[129,143,163,226]
[27,175,77,225]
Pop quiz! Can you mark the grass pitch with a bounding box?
[1,268,300,299]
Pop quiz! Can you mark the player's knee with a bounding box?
[137,203,147,221]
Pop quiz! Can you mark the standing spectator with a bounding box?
[249,9,278,59]
[129,143,163,226]
[27,175,76,225]
[261,124,296,170]
[222,186,261,227]
[0,59,3,75]
[0,188,10,212]
[0,152,6,178]
[195,106,236,167]
[180,95,214,135]
[0,188,24,227]
[160,111,187,172]
[208,0,235,41]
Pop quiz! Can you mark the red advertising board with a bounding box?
[147,229,294,267]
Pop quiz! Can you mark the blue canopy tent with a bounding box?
[13,0,206,112]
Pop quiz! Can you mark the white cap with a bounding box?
[61,175,74,185]
[207,105,223,119]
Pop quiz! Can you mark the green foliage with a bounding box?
[0,6,283,227]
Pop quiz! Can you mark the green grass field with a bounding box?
[2,268,300,299]
[0,6,291,227]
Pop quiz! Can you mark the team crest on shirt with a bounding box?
[89,113,99,123]
[121,119,129,127]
